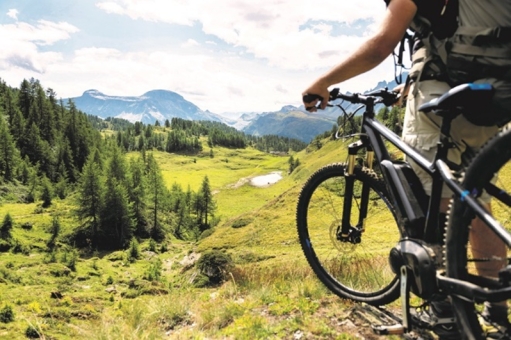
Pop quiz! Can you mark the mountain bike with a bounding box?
[296,84,511,339]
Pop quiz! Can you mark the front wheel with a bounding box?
[446,125,511,339]
[296,163,402,305]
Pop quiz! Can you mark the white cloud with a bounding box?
[0,20,77,73]
[7,9,18,20]
[96,0,198,26]
[95,0,386,70]
[1,1,398,113]
[182,39,199,48]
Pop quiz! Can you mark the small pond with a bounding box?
[250,171,283,187]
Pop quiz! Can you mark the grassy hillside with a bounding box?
[0,136,400,340]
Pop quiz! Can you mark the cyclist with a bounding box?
[302,0,510,337]
[444,1,511,335]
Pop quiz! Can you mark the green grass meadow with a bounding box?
[0,137,405,340]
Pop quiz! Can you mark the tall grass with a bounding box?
[0,138,407,339]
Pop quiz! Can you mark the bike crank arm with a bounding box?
[401,266,411,331]
[370,266,411,336]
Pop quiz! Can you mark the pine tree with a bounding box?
[76,154,104,248]
[34,84,55,144]
[47,216,61,251]
[101,177,133,249]
[198,176,216,228]
[99,146,133,248]
[128,157,149,238]
[0,115,17,181]
[18,79,33,121]
[288,155,295,173]
[145,153,167,241]
[108,145,127,183]
[40,175,53,208]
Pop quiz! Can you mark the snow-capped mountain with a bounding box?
[68,75,405,143]
[214,111,261,130]
[68,89,223,125]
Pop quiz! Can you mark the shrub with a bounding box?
[21,222,33,230]
[91,258,99,271]
[144,259,162,282]
[0,239,10,252]
[0,213,13,240]
[48,263,72,277]
[192,274,210,288]
[0,305,14,323]
[196,250,234,285]
[160,243,168,253]
[105,251,124,262]
[25,325,39,338]
[11,239,30,255]
[106,276,114,285]
[199,229,214,240]
[148,238,157,252]
[231,217,252,229]
[62,250,78,271]
[127,239,140,262]
[44,251,57,264]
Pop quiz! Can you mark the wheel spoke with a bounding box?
[297,164,401,305]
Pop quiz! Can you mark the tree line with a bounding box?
[0,78,217,251]
[109,117,308,154]
[0,78,99,186]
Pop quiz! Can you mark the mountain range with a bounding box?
[67,76,404,143]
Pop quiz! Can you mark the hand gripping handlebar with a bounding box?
[303,88,399,111]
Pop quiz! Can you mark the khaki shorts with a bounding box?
[402,80,499,200]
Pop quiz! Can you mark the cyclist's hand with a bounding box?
[392,82,409,107]
[302,82,329,112]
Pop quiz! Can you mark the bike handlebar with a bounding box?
[303,87,400,111]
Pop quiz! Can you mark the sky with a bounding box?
[0,0,401,114]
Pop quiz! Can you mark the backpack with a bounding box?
[446,1,511,84]
[445,0,511,126]
[386,0,458,84]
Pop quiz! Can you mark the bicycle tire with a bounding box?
[446,125,511,339]
[297,163,402,305]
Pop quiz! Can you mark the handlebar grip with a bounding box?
[303,93,323,103]
[303,93,323,112]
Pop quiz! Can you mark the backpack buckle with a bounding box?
[495,27,502,39]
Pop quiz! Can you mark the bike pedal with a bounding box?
[409,308,456,329]
[351,303,405,335]
[372,323,405,335]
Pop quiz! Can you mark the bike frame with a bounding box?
[341,97,444,241]
[339,96,511,303]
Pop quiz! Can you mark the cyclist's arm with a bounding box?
[303,0,416,111]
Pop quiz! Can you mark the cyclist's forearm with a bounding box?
[313,0,416,88]
[319,37,393,86]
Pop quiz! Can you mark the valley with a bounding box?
[0,133,399,339]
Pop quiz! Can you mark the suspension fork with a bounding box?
[341,140,370,238]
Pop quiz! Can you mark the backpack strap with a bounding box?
[449,26,511,58]
[455,26,511,42]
